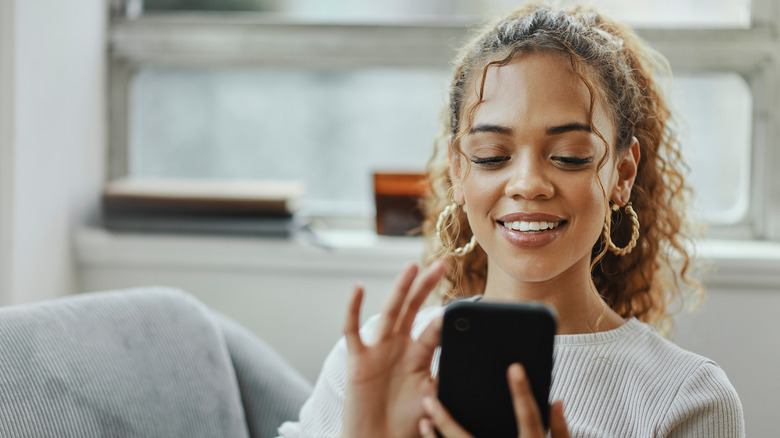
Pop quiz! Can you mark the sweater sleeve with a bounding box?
[661,361,745,438]
[276,315,381,438]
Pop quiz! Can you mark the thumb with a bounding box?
[410,315,443,370]
[549,400,570,438]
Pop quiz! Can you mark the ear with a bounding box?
[611,137,640,204]
[448,140,465,204]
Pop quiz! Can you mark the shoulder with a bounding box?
[553,319,744,436]
[622,320,745,436]
[660,360,745,437]
[556,318,710,373]
[614,319,718,376]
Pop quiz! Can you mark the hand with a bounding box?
[418,364,570,438]
[341,261,446,438]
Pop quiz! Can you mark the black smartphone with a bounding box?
[436,300,557,437]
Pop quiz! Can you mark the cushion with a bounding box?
[0,287,249,437]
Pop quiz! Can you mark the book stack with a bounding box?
[102,178,306,237]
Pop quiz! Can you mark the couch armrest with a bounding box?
[0,287,250,438]
[215,312,312,438]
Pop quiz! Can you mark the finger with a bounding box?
[508,363,544,436]
[423,397,473,438]
[410,315,443,368]
[549,400,571,438]
[343,284,365,353]
[374,262,418,340]
[396,260,445,335]
[418,315,443,351]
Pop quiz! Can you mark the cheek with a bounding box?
[585,173,609,203]
[564,172,608,224]
[462,172,504,203]
[575,179,609,242]
[597,160,619,195]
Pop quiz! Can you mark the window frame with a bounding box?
[107,0,780,240]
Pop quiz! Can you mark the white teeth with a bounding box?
[504,220,561,231]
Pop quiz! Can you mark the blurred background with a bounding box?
[1,0,778,435]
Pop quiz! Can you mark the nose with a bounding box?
[504,158,554,200]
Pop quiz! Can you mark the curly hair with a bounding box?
[422,3,703,335]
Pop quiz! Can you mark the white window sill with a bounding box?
[74,226,780,291]
[75,225,425,276]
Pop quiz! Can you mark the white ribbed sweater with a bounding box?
[278,305,744,437]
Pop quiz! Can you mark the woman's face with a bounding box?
[452,52,637,288]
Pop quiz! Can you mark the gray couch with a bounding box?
[0,287,312,437]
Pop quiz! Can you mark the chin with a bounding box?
[488,248,589,287]
[494,259,564,284]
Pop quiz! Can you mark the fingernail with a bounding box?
[511,363,525,380]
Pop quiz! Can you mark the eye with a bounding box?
[552,156,593,169]
[470,156,510,168]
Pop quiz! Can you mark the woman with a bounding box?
[279,3,744,437]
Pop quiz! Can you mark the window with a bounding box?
[129,67,447,216]
[108,0,780,239]
[673,74,752,225]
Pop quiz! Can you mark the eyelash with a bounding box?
[554,156,593,165]
[470,156,510,168]
[470,156,593,169]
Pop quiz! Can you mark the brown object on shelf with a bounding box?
[373,172,428,236]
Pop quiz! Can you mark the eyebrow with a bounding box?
[468,124,513,135]
[546,122,592,135]
[468,122,592,136]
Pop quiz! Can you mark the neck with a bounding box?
[481,258,624,335]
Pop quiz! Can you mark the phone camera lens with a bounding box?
[454,317,470,331]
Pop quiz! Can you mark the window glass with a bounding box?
[129,69,751,223]
[140,0,752,28]
[129,68,448,216]
[479,0,752,28]
[671,74,752,224]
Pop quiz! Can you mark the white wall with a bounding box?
[2,0,106,304]
[0,0,16,305]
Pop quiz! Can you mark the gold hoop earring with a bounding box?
[436,202,477,257]
[607,202,639,256]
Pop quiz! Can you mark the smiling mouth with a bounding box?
[498,220,566,233]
